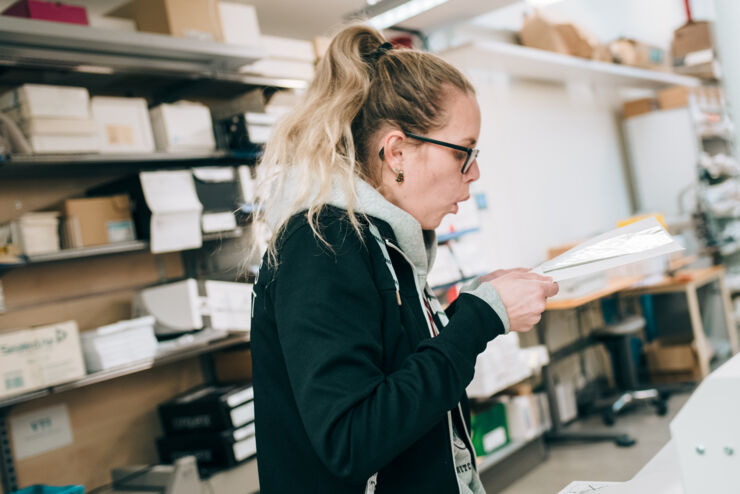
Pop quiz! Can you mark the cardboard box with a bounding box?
[109,0,223,42]
[0,84,90,120]
[610,38,667,69]
[12,212,60,255]
[644,341,698,373]
[519,14,569,55]
[672,21,713,59]
[622,98,656,118]
[0,320,86,399]
[91,97,155,153]
[2,0,88,25]
[519,13,596,59]
[149,102,216,153]
[63,195,136,248]
[657,86,691,111]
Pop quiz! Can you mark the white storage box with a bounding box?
[91,97,155,153]
[0,320,86,399]
[12,212,61,256]
[260,35,315,62]
[467,333,533,398]
[219,2,261,47]
[81,316,158,372]
[0,84,90,120]
[149,102,216,153]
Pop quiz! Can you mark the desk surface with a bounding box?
[620,266,724,297]
[546,276,644,311]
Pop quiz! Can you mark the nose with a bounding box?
[464,159,480,182]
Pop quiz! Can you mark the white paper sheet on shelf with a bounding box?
[140,171,203,253]
[532,218,683,282]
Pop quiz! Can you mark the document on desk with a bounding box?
[532,218,684,282]
[140,171,203,253]
[557,481,622,494]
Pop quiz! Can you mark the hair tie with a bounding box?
[367,42,393,63]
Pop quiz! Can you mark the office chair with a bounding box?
[592,315,669,425]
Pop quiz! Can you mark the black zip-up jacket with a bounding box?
[251,207,505,493]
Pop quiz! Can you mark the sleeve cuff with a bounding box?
[461,280,510,333]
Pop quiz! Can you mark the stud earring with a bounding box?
[393,168,404,184]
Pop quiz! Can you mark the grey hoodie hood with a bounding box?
[265,172,437,288]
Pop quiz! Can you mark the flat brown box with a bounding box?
[622,98,656,118]
[644,341,698,374]
[672,21,713,59]
[109,0,223,42]
[63,194,134,248]
[657,86,691,110]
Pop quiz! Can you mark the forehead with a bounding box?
[438,90,480,141]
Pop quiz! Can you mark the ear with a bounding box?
[379,130,406,174]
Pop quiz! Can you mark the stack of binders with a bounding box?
[157,383,256,474]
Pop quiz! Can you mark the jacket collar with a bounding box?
[266,171,437,287]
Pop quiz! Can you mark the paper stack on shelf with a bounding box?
[0,320,85,399]
[467,333,535,398]
[241,35,316,81]
[80,316,158,372]
[7,211,61,255]
[0,84,98,153]
[91,96,155,153]
[149,101,216,153]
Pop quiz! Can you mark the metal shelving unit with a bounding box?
[0,150,263,177]
[0,17,262,76]
[0,332,250,411]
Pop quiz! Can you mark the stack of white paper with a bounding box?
[80,316,158,372]
[140,171,203,253]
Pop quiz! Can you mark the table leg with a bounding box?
[686,285,711,378]
[717,272,740,355]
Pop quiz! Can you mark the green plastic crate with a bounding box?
[471,402,509,456]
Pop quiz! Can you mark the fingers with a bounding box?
[541,281,559,298]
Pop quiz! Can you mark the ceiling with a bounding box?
[0,0,519,40]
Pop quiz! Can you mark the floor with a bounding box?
[490,391,691,494]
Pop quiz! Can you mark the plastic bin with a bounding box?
[12,485,84,494]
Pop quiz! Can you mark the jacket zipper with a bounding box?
[384,239,465,494]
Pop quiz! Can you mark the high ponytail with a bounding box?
[252,23,474,266]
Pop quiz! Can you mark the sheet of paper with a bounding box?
[150,211,202,253]
[11,404,74,460]
[533,218,683,282]
[140,171,203,253]
[557,481,622,494]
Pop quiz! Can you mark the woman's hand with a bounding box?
[479,267,530,283]
[487,271,559,333]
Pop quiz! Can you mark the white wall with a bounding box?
[457,69,632,268]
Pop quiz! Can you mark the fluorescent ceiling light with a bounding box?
[351,0,450,30]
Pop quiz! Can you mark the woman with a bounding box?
[250,24,558,493]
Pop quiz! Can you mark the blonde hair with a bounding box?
[253,23,474,265]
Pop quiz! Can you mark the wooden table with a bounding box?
[620,265,739,378]
[537,276,645,446]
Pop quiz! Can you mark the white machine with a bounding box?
[133,279,253,335]
[558,353,740,494]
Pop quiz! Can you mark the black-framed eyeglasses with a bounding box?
[405,132,479,174]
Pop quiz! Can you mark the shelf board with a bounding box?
[4,229,242,272]
[0,17,262,76]
[0,332,250,410]
[478,431,546,474]
[0,150,262,177]
[441,41,702,89]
